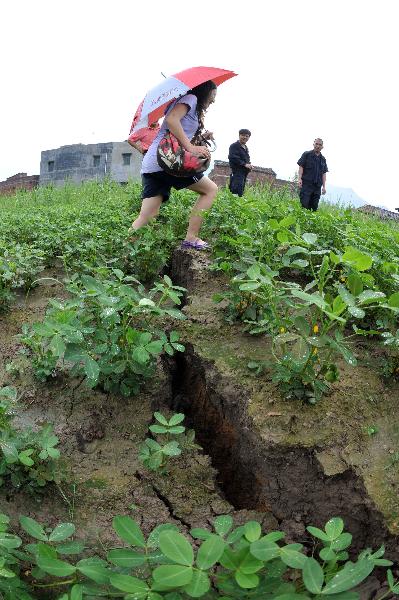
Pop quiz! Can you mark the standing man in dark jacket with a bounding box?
[297,138,328,211]
[228,129,253,197]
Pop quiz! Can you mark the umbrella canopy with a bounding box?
[130,66,237,133]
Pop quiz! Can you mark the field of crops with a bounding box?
[1,180,399,599]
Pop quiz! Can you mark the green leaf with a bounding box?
[150,424,168,434]
[76,558,109,583]
[338,285,355,307]
[244,521,261,542]
[239,282,260,291]
[154,412,169,425]
[347,274,363,296]
[357,290,386,305]
[162,441,182,457]
[168,413,185,426]
[279,548,307,569]
[183,569,210,597]
[37,555,76,577]
[1,441,19,464]
[388,292,399,308]
[291,290,327,309]
[325,518,344,540]
[348,306,365,319]
[84,355,100,382]
[294,316,311,336]
[133,346,150,364]
[159,531,194,566]
[146,340,164,355]
[196,534,225,569]
[213,514,233,536]
[18,450,34,466]
[107,548,146,568]
[226,526,245,544]
[321,559,374,594]
[112,516,146,548]
[302,233,318,245]
[331,533,352,551]
[303,557,324,594]
[320,548,337,561]
[147,524,179,548]
[278,215,296,228]
[19,516,48,541]
[153,564,193,587]
[292,259,309,268]
[71,584,83,600]
[247,264,261,279]
[263,531,286,542]
[0,533,22,549]
[56,540,85,555]
[342,247,373,271]
[139,331,152,345]
[235,570,259,589]
[250,538,280,561]
[110,573,149,593]
[49,334,66,357]
[0,566,17,577]
[277,230,290,242]
[239,552,264,574]
[49,523,75,542]
[190,528,212,541]
[332,295,347,316]
[168,425,185,434]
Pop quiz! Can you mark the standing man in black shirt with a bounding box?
[228,129,253,197]
[297,138,328,211]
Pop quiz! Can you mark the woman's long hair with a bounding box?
[190,80,217,129]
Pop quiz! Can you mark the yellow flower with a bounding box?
[312,348,318,355]
[340,276,346,282]
[313,324,319,334]
[280,327,286,333]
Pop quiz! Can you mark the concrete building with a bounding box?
[39,142,142,186]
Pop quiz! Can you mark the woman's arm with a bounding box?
[166,104,211,159]
[128,139,145,154]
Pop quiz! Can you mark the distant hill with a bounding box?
[324,186,366,208]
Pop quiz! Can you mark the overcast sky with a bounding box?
[1,0,398,209]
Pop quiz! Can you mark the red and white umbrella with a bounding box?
[130,66,237,134]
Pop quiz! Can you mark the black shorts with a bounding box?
[141,171,204,202]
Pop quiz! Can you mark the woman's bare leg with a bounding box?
[129,195,163,233]
[185,177,218,241]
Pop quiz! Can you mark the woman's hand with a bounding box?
[202,130,214,141]
[188,144,211,159]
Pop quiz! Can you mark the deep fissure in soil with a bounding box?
[168,345,397,555]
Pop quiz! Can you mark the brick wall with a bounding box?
[358,205,399,221]
[209,160,295,193]
[0,173,39,196]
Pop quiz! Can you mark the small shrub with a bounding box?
[21,271,186,397]
[0,387,62,493]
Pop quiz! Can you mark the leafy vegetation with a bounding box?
[0,511,398,600]
[139,412,200,473]
[0,387,61,492]
[21,271,186,396]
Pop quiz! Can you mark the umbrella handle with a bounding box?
[203,138,217,152]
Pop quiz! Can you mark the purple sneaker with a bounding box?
[181,239,210,250]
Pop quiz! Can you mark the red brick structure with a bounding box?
[357,205,399,221]
[209,160,294,192]
[0,173,39,196]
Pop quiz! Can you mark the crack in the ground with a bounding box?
[134,471,192,530]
